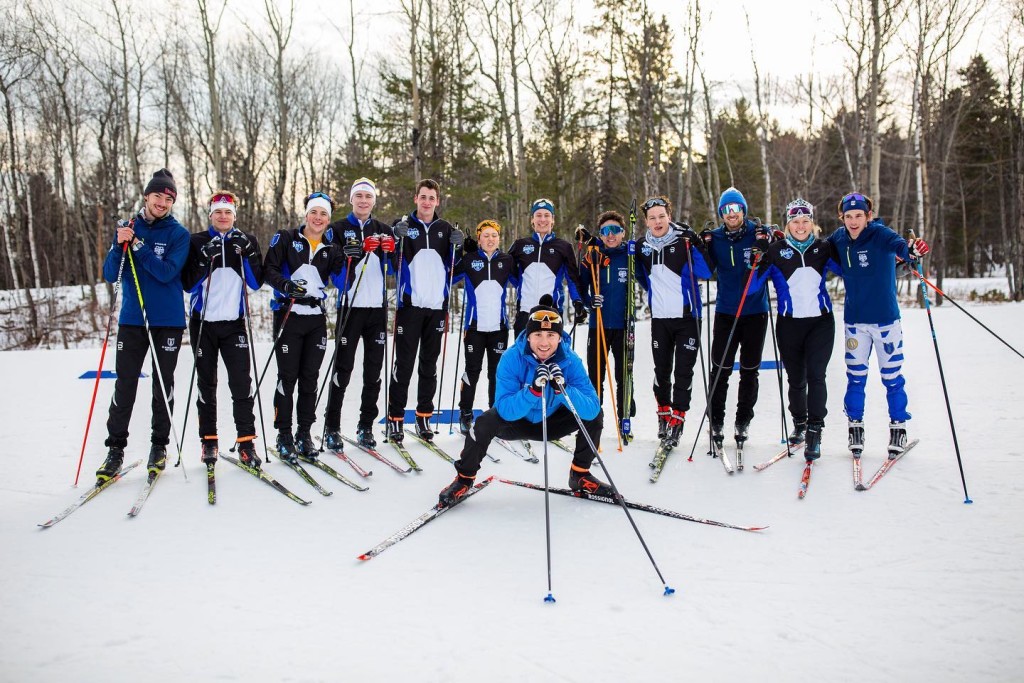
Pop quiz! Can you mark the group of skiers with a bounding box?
[90,168,931,511]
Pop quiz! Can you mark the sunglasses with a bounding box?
[599,224,624,236]
[211,194,235,204]
[306,191,333,203]
[787,206,812,218]
[721,203,745,215]
[641,197,668,213]
[529,309,562,324]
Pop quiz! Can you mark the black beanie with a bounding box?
[525,294,564,337]
[144,168,177,200]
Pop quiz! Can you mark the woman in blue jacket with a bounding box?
[438,294,610,507]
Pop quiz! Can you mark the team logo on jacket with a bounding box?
[437,231,443,239]
[344,230,356,240]
[523,244,535,255]
[618,269,628,283]
[641,244,652,257]
[270,233,280,247]
[292,241,304,253]
[858,252,869,267]
[154,243,166,258]
[780,248,795,259]
[497,262,504,269]
[472,260,485,271]
[408,228,420,239]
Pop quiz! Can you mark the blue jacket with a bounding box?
[827,220,910,325]
[579,243,629,329]
[103,210,190,328]
[494,331,601,423]
[704,219,770,316]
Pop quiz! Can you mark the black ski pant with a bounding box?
[587,325,635,420]
[272,310,327,433]
[710,311,768,427]
[324,307,387,430]
[189,315,255,441]
[458,325,509,414]
[776,313,835,426]
[105,325,183,448]
[388,306,445,420]
[650,316,701,415]
[455,406,603,478]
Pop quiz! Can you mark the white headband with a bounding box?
[209,199,236,216]
[305,196,333,216]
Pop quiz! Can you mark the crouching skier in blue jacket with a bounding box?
[438,294,610,507]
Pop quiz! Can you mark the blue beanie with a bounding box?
[718,187,747,217]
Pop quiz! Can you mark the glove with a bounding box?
[462,236,478,254]
[393,218,410,237]
[592,294,604,309]
[673,222,698,243]
[699,228,714,248]
[115,219,135,246]
[227,233,257,258]
[753,227,771,257]
[362,235,381,252]
[450,227,465,249]
[547,362,564,393]
[380,235,396,253]
[771,228,785,242]
[283,280,308,297]
[575,226,598,247]
[343,238,363,259]
[573,300,588,324]
[199,237,222,266]
[530,363,552,395]
[908,238,930,260]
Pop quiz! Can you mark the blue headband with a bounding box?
[530,199,555,216]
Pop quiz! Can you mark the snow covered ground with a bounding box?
[1,300,1022,682]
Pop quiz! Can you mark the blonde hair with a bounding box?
[784,216,822,239]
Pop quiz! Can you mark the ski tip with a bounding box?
[357,553,371,561]
[855,484,867,491]
[543,593,556,604]
[663,585,676,596]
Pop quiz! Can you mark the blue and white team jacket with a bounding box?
[328,214,394,309]
[182,227,264,322]
[753,237,840,318]
[394,212,460,311]
[634,233,712,320]
[453,248,520,332]
[508,233,582,312]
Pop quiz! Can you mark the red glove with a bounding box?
[380,235,396,253]
[772,229,785,242]
[362,235,381,252]
[909,238,930,259]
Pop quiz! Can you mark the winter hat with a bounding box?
[349,177,377,202]
[838,192,872,215]
[525,294,564,337]
[530,198,555,216]
[476,219,502,237]
[144,168,177,200]
[304,191,334,216]
[717,187,746,217]
[785,197,814,223]
[208,191,238,216]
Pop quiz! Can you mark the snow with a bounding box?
[2,300,1023,682]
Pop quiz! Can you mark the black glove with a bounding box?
[547,362,564,394]
[673,222,698,243]
[575,225,598,247]
[450,227,465,249]
[591,294,604,309]
[227,233,257,258]
[462,236,478,254]
[698,228,714,248]
[573,300,588,324]
[530,363,552,395]
[753,226,771,256]
[342,238,363,259]
[393,218,410,238]
[198,237,222,267]
[283,280,308,297]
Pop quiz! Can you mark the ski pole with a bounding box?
[381,250,391,432]
[901,262,1024,362]
[553,376,675,596]
[433,239,458,433]
[175,259,215,466]
[683,234,711,462]
[238,259,270,462]
[588,247,621,451]
[686,253,762,462]
[539,373,555,604]
[126,247,187,480]
[256,297,296,391]
[766,295,791,448]
[73,240,129,486]
[909,236,972,503]
[447,299,468,435]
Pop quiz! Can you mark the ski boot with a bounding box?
[734,421,750,446]
[96,446,125,484]
[356,423,376,448]
[459,411,474,436]
[386,418,404,444]
[664,410,686,447]
[569,466,616,497]
[323,429,344,452]
[276,431,298,463]
[709,422,725,457]
[295,429,317,461]
[888,421,908,459]
[415,414,434,441]
[805,422,823,462]
[788,419,808,445]
[201,437,218,464]
[656,405,671,441]
[848,419,865,456]
[237,439,261,470]
[147,444,167,475]
[438,474,476,508]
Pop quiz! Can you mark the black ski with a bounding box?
[207,462,216,505]
[221,454,311,505]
